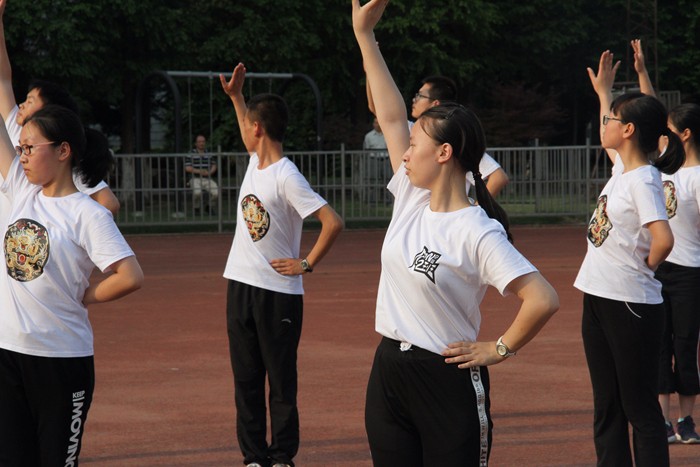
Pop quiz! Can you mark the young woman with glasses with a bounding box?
[575,48,685,467]
[352,1,559,465]
[0,105,143,465]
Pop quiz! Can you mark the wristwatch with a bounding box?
[496,336,516,358]
[300,258,313,273]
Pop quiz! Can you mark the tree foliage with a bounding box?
[3,0,699,151]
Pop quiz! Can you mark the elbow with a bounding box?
[126,263,145,294]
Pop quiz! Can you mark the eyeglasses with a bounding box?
[15,142,56,157]
[602,115,624,126]
[413,92,432,101]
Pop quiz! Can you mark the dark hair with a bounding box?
[247,93,288,143]
[25,105,113,188]
[669,103,700,149]
[421,76,457,102]
[610,92,684,174]
[27,80,80,116]
[419,103,512,242]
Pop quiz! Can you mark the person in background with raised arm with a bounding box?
[576,46,685,466]
[219,63,343,467]
[0,0,119,225]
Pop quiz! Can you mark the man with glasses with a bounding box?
[366,74,510,198]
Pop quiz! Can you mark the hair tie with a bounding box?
[473,170,482,180]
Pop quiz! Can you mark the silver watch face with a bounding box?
[496,344,507,356]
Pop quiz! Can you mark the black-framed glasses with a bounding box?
[602,115,624,126]
[15,142,56,157]
[413,92,432,101]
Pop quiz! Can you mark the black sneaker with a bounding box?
[677,416,700,444]
[666,421,678,444]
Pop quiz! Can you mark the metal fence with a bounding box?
[108,144,611,230]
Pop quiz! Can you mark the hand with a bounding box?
[219,62,246,98]
[586,50,620,97]
[352,0,389,37]
[631,39,646,75]
[442,340,504,369]
[270,258,305,276]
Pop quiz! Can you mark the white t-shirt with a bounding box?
[662,166,700,267]
[375,163,537,355]
[574,156,667,303]
[0,157,134,357]
[223,153,327,295]
[0,106,110,227]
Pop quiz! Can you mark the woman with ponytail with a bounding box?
[353,1,559,465]
[657,103,700,444]
[0,104,143,464]
[575,49,684,467]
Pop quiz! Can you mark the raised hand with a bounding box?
[219,62,246,98]
[631,39,646,75]
[351,0,389,37]
[586,50,620,97]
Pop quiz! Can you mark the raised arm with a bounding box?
[0,0,17,120]
[219,63,250,150]
[352,0,408,172]
[0,103,15,178]
[631,39,655,97]
[587,50,620,162]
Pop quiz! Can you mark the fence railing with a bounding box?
[108,144,611,230]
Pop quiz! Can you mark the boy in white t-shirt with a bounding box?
[219,63,343,467]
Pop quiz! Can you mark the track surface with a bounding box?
[80,227,699,465]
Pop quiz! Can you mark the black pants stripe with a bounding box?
[581,293,669,467]
[365,337,492,466]
[0,348,94,467]
[226,280,303,467]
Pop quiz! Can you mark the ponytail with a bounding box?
[473,170,513,243]
[654,127,684,175]
[79,128,113,188]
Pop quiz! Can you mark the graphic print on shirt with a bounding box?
[662,180,677,219]
[409,246,441,284]
[241,194,270,242]
[587,195,613,247]
[4,218,50,282]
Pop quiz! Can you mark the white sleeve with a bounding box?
[72,171,109,196]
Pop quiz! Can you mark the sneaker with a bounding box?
[666,421,677,444]
[245,464,263,467]
[677,416,700,444]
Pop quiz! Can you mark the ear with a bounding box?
[622,122,636,140]
[431,99,441,108]
[436,142,453,164]
[57,142,71,162]
[252,121,264,138]
[680,128,692,143]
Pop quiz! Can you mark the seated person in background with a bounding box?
[185,134,219,214]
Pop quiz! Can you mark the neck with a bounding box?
[428,168,471,212]
[617,145,650,172]
[41,171,78,197]
[254,139,284,168]
[683,145,700,167]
